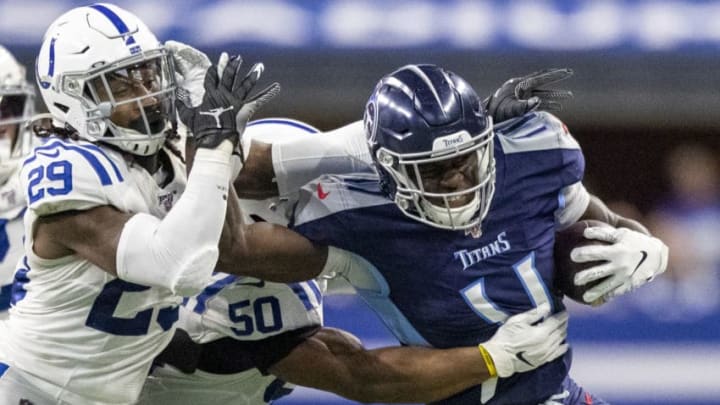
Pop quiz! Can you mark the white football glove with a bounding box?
[165,40,212,108]
[479,304,569,378]
[571,226,669,304]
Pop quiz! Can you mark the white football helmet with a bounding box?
[0,45,35,183]
[36,3,176,156]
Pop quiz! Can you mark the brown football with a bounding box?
[553,219,614,304]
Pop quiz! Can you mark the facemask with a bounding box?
[0,137,13,161]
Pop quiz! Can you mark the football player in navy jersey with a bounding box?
[140,119,569,405]
[236,69,666,405]
[170,44,667,404]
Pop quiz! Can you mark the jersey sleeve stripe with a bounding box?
[191,274,237,314]
[289,283,313,310]
[80,143,125,182]
[496,113,536,133]
[512,126,547,139]
[304,280,323,307]
[24,141,122,186]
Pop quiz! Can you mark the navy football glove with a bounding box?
[484,68,574,123]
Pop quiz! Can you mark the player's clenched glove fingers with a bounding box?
[176,53,279,149]
[233,63,281,136]
[479,305,569,378]
[166,41,211,108]
[515,68,574,109]
[572,227,668,303]
[484,68,573,123]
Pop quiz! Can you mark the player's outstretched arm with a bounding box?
[213,184,329,282]
[269,306,568,403]
[571,195,669,303]
[270,327,486,403]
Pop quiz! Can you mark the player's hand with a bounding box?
[175,52,280,149]
[479,304,568,378]
[166,40,211,108]
[484,68,573,123]
[572,227,669,304]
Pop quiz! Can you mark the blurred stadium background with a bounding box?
[2,0,719,404]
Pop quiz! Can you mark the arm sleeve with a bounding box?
[555,181,590,230]
[272,121,374,196]
[193,325,322,375]
[116,144,233,296]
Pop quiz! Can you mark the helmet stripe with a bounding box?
[89,4,137,45]
[247,118,320,134]
[37,37,56,89]
[403,65,446,118]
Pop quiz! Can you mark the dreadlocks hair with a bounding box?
[32,122,185,164]
[33,121,78,140]
[162,129,185,164]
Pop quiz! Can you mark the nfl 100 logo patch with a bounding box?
[158,192,174,211]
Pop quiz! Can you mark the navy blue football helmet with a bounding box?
[364,64,495,231]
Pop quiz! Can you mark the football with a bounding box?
[553,219,614,304]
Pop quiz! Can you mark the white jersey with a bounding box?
[0,161,26,320]
[140,268,323,404]
[0,138,187,404]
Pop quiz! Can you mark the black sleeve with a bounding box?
[195,325,322,375]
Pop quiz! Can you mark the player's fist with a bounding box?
[479,304,568,378]
[572,227,669,303]
[484,68,573,123]
[176,53,280,149]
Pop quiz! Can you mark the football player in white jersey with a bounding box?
[137,119,569,405]
[0,45,36,320]
[0,3,281,405]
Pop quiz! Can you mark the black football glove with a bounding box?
[484,68,574,123]
[176,53,280,149]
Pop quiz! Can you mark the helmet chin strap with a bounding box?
[421,192,481,228]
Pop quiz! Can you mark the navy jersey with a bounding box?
[291,112,587,405]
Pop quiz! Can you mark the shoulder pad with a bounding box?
[495,111,580,154]
[293,173,387,227]
[21,140,126,216]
